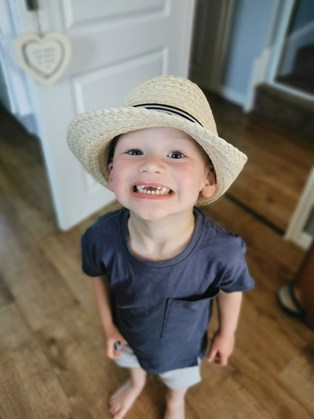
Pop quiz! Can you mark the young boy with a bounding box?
[67,75,254,419]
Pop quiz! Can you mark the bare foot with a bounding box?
[109,380,144,418]
[164,389,186,419]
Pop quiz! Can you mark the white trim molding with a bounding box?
[285,167,314,250]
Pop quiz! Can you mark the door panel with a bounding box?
[74,50,167,112]
[63,0,164,26]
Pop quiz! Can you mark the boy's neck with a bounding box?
[127,210,195,262]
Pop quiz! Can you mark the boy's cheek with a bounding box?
[107,176,115,192]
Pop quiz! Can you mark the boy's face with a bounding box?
[107,127,216,220]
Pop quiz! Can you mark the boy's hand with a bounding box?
[206,331,235,366]
[103,324,128,360]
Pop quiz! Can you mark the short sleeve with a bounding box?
[218,238,254,293]
[81,227,107,277]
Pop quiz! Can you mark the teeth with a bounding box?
[135,185,171,195]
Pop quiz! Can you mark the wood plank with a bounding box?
[279,352,314,414]
[0,271,14,306]
[0,305,72,418]
[1,247,81,332]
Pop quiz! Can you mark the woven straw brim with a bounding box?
[67,107,247,205]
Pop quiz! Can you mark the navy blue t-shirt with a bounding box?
[81,207,254,374]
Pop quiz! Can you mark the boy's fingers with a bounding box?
[108,348,123,359]
[207,349,229,366]
[216,353,228,366]
[216,354,225,365]
[107,341,121,359]
[106,339,129,359]
[206,348,217,362]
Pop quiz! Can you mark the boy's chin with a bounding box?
[128,206,195,222]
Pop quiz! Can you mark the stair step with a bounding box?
[253,84,314,140]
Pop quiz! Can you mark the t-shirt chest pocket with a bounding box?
[160,290,219,340]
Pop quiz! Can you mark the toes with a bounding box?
[109,397,126,418]
[110,406,120,415]
[111,406,124,419]
[109,399,119,415]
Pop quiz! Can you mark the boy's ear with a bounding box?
[201,169,217,199]
[107,161,113,173]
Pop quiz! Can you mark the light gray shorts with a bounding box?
[114,344,201,390]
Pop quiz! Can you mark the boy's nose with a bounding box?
[138,155,165,174]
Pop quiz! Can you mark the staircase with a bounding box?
[277,44,314,94]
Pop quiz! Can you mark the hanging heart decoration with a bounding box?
[13,32,71,85]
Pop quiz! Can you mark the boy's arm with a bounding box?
[207,290,242,366]
[91,275,127,359]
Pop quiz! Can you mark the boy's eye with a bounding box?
[127,149,143,156]
[168,151,186,159]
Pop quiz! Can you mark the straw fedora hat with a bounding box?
[67,75,247,205]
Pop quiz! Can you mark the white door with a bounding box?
[13,0,195,230]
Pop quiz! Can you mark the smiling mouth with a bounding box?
[133,185,174,196]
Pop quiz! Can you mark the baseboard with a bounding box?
[285,167,314,250]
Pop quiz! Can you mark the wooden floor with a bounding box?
[0,97,313,419]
